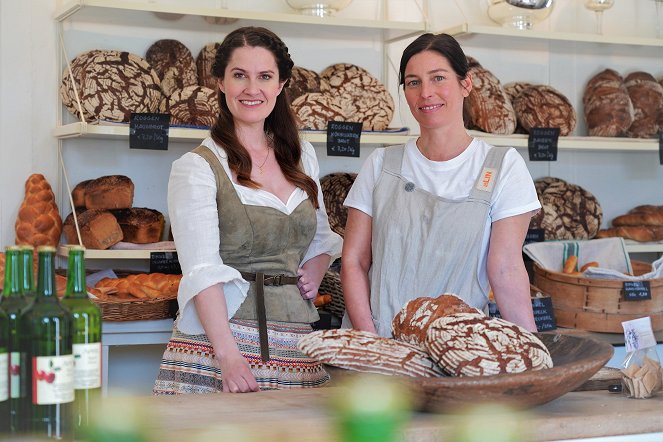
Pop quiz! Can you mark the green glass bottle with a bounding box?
[1,246,32,433]
[60,246,101,437]
[20,246,74,440]
[19,246,36,301]
[0,302,9,433]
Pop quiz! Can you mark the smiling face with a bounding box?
[218,45,285,130]
[403,50,471,131]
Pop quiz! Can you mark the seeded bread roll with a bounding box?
[63,209,123,250]
[391,294,480,350]
[160,85,219,127]
[463,63,516,135]
[583,69,634,137]
[513,85,576,136]
[84,175,134,210]
[196,42,221,90]
[297,329,445,378]
[111,207,165,244]
[624,71,663,138]
[425,312,553,377]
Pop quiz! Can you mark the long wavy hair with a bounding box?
[210,26,319,209]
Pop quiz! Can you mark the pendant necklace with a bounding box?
[256,146,271,175]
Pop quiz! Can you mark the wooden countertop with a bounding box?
[136,387,663,441]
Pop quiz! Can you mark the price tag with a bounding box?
[130,113,170,150]
[524,228,545,245]
[623,280,651,301]
[326,121,361,157]
[528,127,559,161]
[531,296,556,331]
[150,252,181,275]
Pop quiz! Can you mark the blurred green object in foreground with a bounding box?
[449,403,530,442]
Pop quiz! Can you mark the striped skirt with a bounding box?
[153,319,330,394]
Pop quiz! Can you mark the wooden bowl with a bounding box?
[408,333,614,411]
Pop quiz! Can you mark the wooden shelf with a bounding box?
[57,245,174,260]
[442,23,663,47]
[55,0,426,41]
[624,240,663,254]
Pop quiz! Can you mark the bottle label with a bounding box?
[73,342,102,389]
[10,352,21,399]
[32,355,74,405]
[0,352,8,401]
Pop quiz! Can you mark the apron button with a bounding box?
[404,182,415,192]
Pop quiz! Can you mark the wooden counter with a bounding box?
[136,387,663,441]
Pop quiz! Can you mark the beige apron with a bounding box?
[345,144,510,337]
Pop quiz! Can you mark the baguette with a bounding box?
[580,261,600,272]
[563,255,578,273]
[612,212,663,227]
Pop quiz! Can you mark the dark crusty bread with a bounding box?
[463,62,516,135]
[287,66,322,103]
[111,207,165,244]
[391,294,479,350]
[425,312,553,377]
[63,209,123,249]
[624,71,663,138]
[513,85,576,136]
[583,69,634,137]
[159,85,219,127]
[297,328,445,378]
[196,42,221,90]
[84,175,134,210]
[71,179,92,209]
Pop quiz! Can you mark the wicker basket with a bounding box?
[533,261,663,333]
[92,296,177,322]
[319,269,345,319]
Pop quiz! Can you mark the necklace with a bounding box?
[256,146,271,174]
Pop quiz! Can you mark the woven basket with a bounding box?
[533,261,663,333]
[92,296,177,322]
[319,269,345,319]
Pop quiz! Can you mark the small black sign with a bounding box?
[531,296,556,331]
[528,127,559,161]
[327,121,362,157]
[658,131,662,166]
[150,251,181,275]
[130,113,170,150]
[623,280,652,301]
[524,228,545,245]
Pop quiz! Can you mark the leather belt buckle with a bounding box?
[268,274,284,285]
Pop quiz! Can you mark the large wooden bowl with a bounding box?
[404,333,613,411]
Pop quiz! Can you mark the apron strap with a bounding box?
[382,145,405,174]
[468,146,511,203]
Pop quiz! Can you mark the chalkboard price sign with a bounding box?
[150,251,181,275]
[130,113,170,150]
[524,228,545,245]
[528,127,559,161]
[623,280,652,301]
[326,121,362,157]
[489,296,556,332]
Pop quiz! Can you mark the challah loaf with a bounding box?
[93,272,181,300]
[15,174,63,247]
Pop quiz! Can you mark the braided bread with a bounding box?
[93,273,181,300]
[15,174,63,247]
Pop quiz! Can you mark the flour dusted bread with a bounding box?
[291,92,351,130]
[624,71,663,138]
[63,209,123,249]
[513,85,576,136]
[84,175,134,210]
[583,69,634,137]
[392,294,480,349]
[145,39,197,87]
[297,329,445,378]
[425,312,553,377]
[463,61,516,135]
[111,207,165,244]
[160,85,219,127]
[287,66,322,102]
[320,173,357,238]
[196,42,221,90]
[15,174,63,247]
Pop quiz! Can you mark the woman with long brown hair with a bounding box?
[154,26,342,394]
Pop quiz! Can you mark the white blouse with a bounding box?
[168,137,343,335]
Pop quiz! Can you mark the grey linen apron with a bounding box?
[192,146,319,359]
[352,144,510,337]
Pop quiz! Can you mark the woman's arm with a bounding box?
[340,208,376,333]
[487,212,537,332]
[297,253,332,300]
[194,284,259,393]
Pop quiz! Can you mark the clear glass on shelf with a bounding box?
[487,0,555,30]
[584,0,615,35]
[284,0,353,17]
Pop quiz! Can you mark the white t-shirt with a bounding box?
[344,137,541,293]
[169,137,343,335]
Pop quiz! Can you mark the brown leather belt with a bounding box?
[239,271,299,362]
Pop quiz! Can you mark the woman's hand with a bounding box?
[297,254,332,301]
[219,349,260,393]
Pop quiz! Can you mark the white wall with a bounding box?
[0,0,662,250]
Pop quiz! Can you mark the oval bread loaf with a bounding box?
[297,329,446,378]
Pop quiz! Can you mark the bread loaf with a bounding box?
[391,294,479,349]
[297,329,445,378]
[159,85,219,127]
[63,209,123,249]
[612,212,663,227]
[93,272,181,300]
[84,175,134,210]
[291,92,350,130]
[596,226,663,242]
[513,85,576,136]
[425,312,553,377]
[71,179,92,209]
[111,207,165,244]
[145,39,197,83]
[503,81,532,103]
[463,62,516,135]
[15,174,63,247]
[624,71,663,138]
[287,66,322,103]
[320,173,357,237]
[583,69,634,137]
[196,42,221,90]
